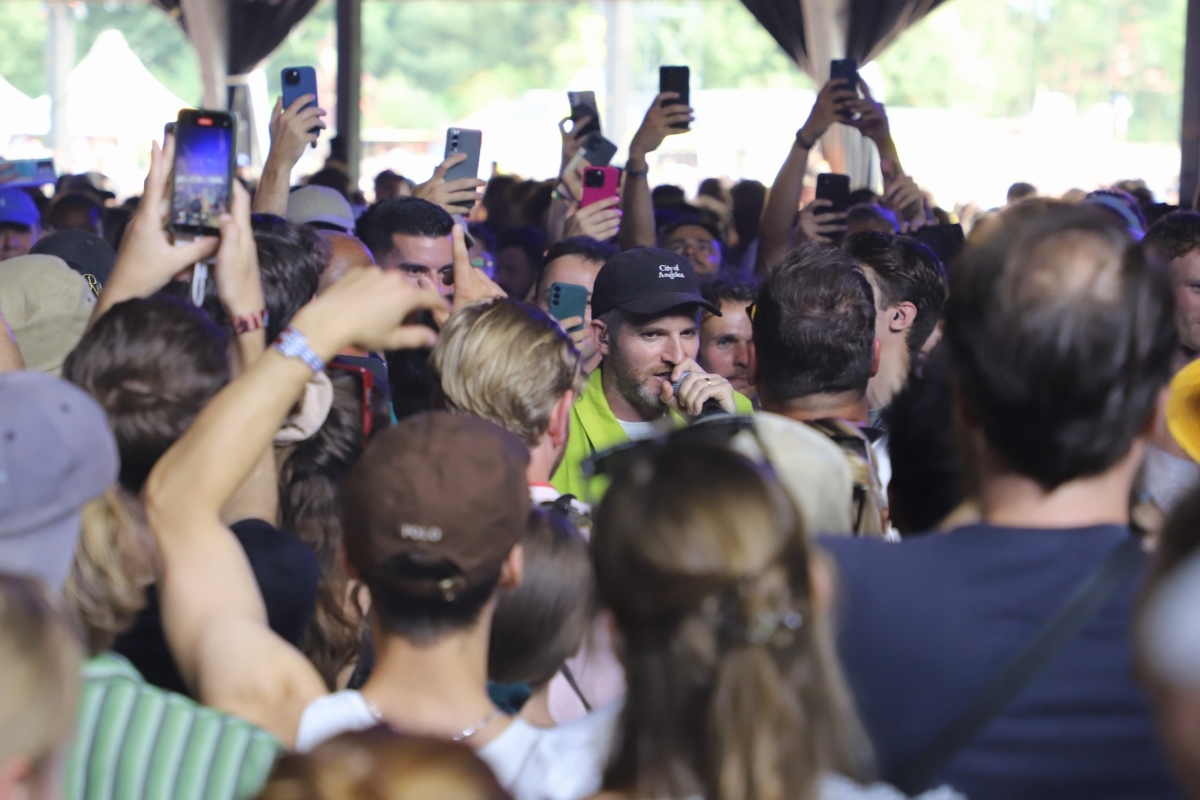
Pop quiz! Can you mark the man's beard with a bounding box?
[608,344,667,418]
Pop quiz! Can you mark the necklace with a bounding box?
[362,694,504,742]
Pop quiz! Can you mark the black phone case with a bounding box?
[582,134,618,167]
[659,66,691,130]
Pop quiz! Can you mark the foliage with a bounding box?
[0,0,1187,141]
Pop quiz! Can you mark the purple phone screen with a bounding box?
[172,124,231,231]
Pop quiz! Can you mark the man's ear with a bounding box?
[889,301,918,335]
[592,318,611,357]
[549,390,574,448]
[499,543,525,589]
[870,337,881,378]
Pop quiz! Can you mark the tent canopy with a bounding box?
[0,75,49,137]
[67,29,190,140]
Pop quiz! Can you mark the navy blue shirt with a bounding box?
[821,524,1182,800]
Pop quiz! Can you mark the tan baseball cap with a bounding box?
[0,255,94,375]
[342,411,530,601]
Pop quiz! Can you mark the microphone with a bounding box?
[672,371,728,419]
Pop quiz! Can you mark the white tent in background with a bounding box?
[0,74,49,138]
[67,29,190,141]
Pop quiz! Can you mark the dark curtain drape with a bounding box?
[739,0,811,76]
[738,0,948,79]
[153,0,318,76]
[846,0,947,64]
[153,0,319,167]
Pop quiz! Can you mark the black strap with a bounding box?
[891,535,1144,794]
[559,663,592,712]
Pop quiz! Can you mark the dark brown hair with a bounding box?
[593,443,868,800]
[63,296,230,494]
[280,371,368,688]
[945,201,1176,490]
[488,508,594,688]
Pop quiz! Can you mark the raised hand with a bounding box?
[629,92,694,163]
[93,135,219,322]
[565,195,621,241]
[798,78,860,147]
[433,223,506,326]
[268,95,327,168]
[798,198,848,244]
[414,155,486,214]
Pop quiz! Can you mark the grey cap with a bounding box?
[0,371,118,594]
[287,185,355,233]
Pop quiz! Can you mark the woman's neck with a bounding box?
[518,683,557,729]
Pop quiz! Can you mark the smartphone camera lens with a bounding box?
[584,170,604,188]
[284,69,299,85]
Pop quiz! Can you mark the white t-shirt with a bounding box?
[617,418,659,441]
[297,691,620,800]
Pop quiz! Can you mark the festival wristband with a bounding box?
[272,326,325,373]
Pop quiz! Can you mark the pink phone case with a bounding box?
[580,166,620,208]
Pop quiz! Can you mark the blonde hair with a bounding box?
[0,573,82,767]
[593,443,870,800]
[256,727,512,800]
[431,298,583,447]
[64,487,159,655]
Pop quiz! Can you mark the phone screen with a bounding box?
[171,112,234,236]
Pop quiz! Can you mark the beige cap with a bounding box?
[731,411,854,536]
[0,255,94,375]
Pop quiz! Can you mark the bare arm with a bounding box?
[621,93,693,251]
[756,79,856,278]
[254,96,327,217]
[145,266,446,745]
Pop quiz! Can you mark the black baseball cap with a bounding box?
[30,230,114,296]
[591,246,721,318]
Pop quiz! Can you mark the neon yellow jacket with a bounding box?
[551,367,754,503]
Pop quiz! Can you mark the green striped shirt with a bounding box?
[64,653,282,800]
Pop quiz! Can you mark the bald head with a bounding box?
[318,231,375,293]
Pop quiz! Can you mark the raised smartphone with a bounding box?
[815,173,852,244]
[659,66,691,130]
[548,282,589,332]
[815,173,851,214]
[281,66,320,136]
[0,158,55,188]
[168,109,236,238]
[580,166,620,209]
[568,90,601,137]
[830,58,861,119]
[444,128,483,211]
[581,133,618,167]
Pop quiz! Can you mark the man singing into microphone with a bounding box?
[552,247,754,500]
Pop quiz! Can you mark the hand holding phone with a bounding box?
[829,59,862,120]
[0,159,55,189]
[814,173,852,244]
[281,67,321,139]
[548,282,589,333]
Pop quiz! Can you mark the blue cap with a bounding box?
[0,189,40,229]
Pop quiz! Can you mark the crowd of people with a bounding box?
[3,70,1200,800]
